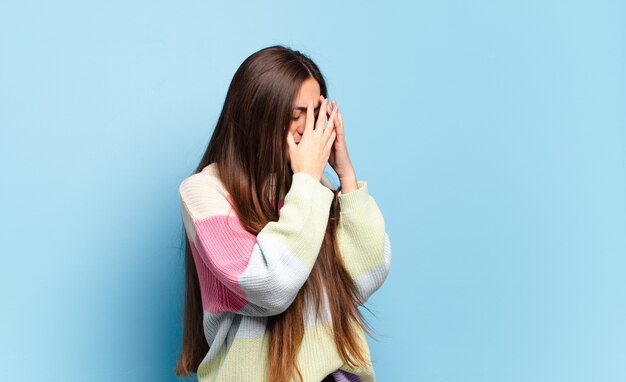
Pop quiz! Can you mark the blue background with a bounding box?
[1,1,625,381]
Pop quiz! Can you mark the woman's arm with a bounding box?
[336,180,392,305]
[179,172,334,316]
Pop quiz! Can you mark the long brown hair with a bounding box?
[174,45,376,381]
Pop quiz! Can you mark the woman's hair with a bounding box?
[175,44,375,382]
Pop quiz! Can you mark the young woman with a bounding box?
[175,45,392,382]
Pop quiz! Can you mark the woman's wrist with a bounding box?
[339,175,358,194]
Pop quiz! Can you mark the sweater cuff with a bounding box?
[337,180,369,212]
[291,172,335,204]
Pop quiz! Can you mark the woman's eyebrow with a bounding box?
[294,104,320,112]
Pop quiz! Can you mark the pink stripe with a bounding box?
[192,214,257,313]
[189,195,285,314]
[190,239,247,313]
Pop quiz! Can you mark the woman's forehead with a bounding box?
[293,78,321,110]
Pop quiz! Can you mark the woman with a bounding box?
[175,45,392,382]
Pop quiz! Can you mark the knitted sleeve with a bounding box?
[179,172,335,316]
[336,180,392,305]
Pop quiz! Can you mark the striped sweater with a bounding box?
[178,162,392,382]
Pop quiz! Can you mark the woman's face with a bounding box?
[288,77,321,145]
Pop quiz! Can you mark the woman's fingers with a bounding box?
[304,101,315,138]
[336,106,343,129]
[322,98,337,118]
[332,101,344,138]
[314,98,328,133]
[324,103,338,140]
[325,130,337,154]
[326,99,336,117]
[325,99,341,128]
[322,99,343,142]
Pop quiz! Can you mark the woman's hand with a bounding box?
[320,96,357,185]
[286,98,337,182]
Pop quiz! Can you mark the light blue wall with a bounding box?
[1,1,624,381]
